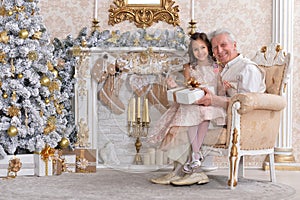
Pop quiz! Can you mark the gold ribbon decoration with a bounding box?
[41,145,55,161]
[0,30,9,43]
[186,77,201,89]
[76,149,89,171]
[40,145,55,176]
[7,156,22,178]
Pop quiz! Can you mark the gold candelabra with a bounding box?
[91,18,100,32]
[128,97,150,165]
[188,19,197,36]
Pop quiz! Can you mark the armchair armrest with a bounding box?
[229,93,286,114]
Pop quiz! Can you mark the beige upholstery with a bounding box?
[202,43,290,189]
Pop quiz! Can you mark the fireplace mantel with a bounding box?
[74,46,188,166]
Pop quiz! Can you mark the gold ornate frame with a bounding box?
[108,0,180,29]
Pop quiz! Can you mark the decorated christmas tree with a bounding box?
[0,0,76,158]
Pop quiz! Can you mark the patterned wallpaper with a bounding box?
[39,0,300,165]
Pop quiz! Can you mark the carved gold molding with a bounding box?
[108,0,180,29]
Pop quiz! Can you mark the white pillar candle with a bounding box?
[145,98,149,123]
[143,153,150,165]
[191,0,194,20]
[137,97,141,119]
[155,149,163,166]
[131,98,136,122]
[142,98,145,122]
[148,148,156,165]
[127,99,131,122]
[163,151,169,165]
[94,0,98,19]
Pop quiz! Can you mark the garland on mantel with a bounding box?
[53,26,188,51]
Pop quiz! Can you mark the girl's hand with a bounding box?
[166,77,178,89]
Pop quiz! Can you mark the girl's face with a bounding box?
[191,39,209,62]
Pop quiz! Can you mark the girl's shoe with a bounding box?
[182,160,201,174]
[182,152,204,174]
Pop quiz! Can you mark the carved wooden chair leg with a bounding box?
[228,128,239,189]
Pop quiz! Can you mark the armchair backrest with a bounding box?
[252,43,291,95]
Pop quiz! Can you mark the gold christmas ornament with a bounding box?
[40,75,50,86]
[19,29,29,39]
[2,92,8,99]
[0,81,2,87]
[7,126,18,137]
[59,137,69,149]
[7,10,13,16]
[51,69,58,78]
[45,98,50,104]
[17,73,23,79]
[27,51,38,60]
[0,31,9,43]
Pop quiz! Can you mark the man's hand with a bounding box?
[195,87,213,106]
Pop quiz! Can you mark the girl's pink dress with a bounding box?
[148,64,226,151]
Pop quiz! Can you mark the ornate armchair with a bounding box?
[202,43,290,189]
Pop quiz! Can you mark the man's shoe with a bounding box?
[170,172,209,186]
[150,172,182,185]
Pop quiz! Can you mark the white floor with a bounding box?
[207,168,300,199]
[99,164,300,199]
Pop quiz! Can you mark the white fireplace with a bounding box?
[74,47,188,168]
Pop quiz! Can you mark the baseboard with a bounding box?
[263,161,300,171]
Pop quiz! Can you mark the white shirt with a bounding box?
[220,54,266,96]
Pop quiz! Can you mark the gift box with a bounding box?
[52,149,64,175]
[0,154,35,177]
[62,154,76,173]
[34,154,53,176]
[34,145,55,176]
[63,149,97,173]
[167,87,185,103]
[167,87,205,104]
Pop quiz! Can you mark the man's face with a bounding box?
[211,33,237,65]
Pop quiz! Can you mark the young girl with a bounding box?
[149,32,226,185]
